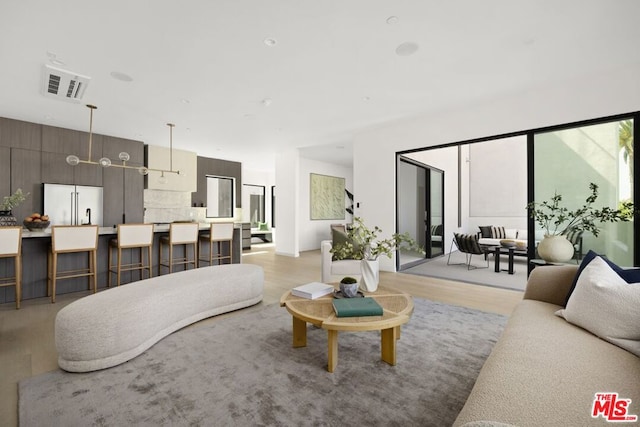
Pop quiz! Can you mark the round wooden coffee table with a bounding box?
[280,286,413,372]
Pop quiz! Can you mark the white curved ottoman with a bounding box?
[55,263,264,372]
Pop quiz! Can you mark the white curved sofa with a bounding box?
[55,264,264,372]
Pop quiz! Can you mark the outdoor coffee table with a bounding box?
[280,286,413,372]
[492,245,528,274]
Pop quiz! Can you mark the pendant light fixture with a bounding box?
[65,104,181,177]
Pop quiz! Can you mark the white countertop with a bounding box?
[21,222,241,238]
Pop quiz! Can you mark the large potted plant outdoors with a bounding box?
[0,188,28,227]
[526,183,634,262]
[330,216,424,291]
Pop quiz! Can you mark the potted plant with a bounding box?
[339,276,360,298]
[526,182,634,262]
[0,188,29,227]
[331,217,424,291]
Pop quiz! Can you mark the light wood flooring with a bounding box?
[0,244,523,426]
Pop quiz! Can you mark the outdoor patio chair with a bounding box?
[447,232,489,270]
[565,229,584,263]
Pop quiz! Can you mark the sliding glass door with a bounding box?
[397,157,444,269]
[533,118,634,265]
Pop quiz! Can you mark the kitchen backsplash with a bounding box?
[143,189,241,223]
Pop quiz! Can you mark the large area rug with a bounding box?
[404,251,528,292]
[19,298,506,426]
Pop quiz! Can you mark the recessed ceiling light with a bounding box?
[110,71,133,82]
[395,42,419,56]
[386,16,399,25]
[263,38,277,47]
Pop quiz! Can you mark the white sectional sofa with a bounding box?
[454,259,640,426]
[477,226,527,248]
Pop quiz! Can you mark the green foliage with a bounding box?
[340,276,357,284]
[330,216,425,260]
[526,183,635,237]
[0,188,29,211]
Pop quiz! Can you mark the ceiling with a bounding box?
[1,1,639,171]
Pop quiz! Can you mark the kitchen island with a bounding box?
[0,223,243,304]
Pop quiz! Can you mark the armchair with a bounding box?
[321,240,362,283]
[447,233,489,270]
[565,229,584,263]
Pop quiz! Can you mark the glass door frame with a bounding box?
[396,110,640,270]
[396,156,445,270]
[527,113,639,268]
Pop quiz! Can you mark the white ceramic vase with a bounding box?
[360,259,380,292]
[537,234,574,263]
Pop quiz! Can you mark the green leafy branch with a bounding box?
[526,183,635,237]
[1,188,29,211]
[331,216,425,260]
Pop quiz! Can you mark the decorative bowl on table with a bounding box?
[499,239,516,248]
[515,241,527,250]
[23,213,51,231]
[24,220,50,231]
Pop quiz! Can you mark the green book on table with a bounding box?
[332,297,383,317]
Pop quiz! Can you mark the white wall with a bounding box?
[467,136,528,233]
[274,151,353,255]
[274,150,299,257]
[353,64,640,272]
[298,157,353,251]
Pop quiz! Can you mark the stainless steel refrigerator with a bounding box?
[44,183,103,226]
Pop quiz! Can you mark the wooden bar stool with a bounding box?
[48,225,99,303]
[198,222,234,267]
[108,224,154,287]
[158,223,199,275]
[0,226,22,309]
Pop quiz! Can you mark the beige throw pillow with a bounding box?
[556,256,640,357]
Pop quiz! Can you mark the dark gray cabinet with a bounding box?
[242,222,251,250]
[102,135,144,164]
[41,125,103,186]
[192,156,242,208]
[10,148,42,221]
[103,166,144,226]
[0,147,10,202]
[100,136,145,227]
[0,118,41,150]
[0,117,145,229]
[42,125,85,155]
[41,151,75,184]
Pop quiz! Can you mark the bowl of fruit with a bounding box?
[23,213,50,231]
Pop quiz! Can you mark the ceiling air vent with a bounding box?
[42,64,91,102]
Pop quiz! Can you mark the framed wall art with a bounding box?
[310,173,345,220]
